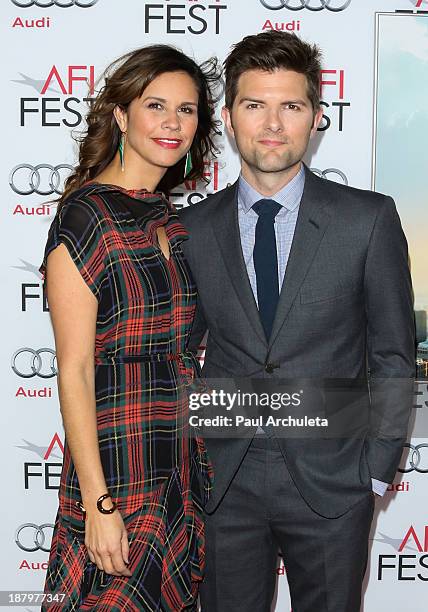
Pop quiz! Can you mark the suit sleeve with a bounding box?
[179,210,209,355]
[188,300,208,354]
[364,195,415,483]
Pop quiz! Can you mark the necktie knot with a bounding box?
[252,199,281,220]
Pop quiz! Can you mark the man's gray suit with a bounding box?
[178,167,415,609]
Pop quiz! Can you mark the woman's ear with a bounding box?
[113,105,128,133]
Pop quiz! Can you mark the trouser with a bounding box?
[199,435,374,612]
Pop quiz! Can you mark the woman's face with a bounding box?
[116,71,199,174]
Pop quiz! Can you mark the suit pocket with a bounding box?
[300,284,359,305]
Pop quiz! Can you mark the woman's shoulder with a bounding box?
[57,183,116,228]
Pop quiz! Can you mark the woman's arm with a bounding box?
[46,243,131,577]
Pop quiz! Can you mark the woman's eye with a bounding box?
[147,102,163,110]
[179,106,195,114]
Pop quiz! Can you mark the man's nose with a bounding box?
[264,108,283,132]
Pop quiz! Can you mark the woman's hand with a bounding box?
[84,510,132,577]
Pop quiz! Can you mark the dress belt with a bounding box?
[95,350,197,365]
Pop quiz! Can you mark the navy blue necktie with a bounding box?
[252,199,282,340]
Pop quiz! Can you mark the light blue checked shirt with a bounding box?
[237,165,388,497]
[237,166,304,303]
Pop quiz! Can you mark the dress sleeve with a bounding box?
[40,198,107,300]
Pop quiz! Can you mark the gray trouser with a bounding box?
[199,435,374,612]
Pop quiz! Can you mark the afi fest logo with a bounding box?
[171,159,222,208]
[319,69,350,132]
[15,64,95,128]
[377,525,428,581]
[13,258,49,312]
[144,0,228,35]
[17,432,64,490]
[259,0,352,11]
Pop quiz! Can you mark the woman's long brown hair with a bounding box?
[59,44,221,208]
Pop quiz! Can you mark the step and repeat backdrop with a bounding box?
[2,0,428,610]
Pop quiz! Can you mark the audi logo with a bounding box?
[259,0,352,10]
[310,167,348,185]
[15,523,54,552]
[11,0,99,7]
[9,164,74,196]
[399,443,428,474]
[12,348,57,379]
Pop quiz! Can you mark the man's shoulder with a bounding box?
[178,182,237,227]
[310,170,393,217]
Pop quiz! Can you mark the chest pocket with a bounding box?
[300,281,359,305]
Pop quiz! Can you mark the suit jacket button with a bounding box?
[265,363,275,374]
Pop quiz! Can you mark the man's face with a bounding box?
[222,69,323,180]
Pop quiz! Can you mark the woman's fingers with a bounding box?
[86,547,96,564]
[93,552,105,572]
[101,553,120,576]
[84,514,131,575]
[121,530,130,565]
[110,548,132,576]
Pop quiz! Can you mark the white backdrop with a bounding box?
[2,1,427,610]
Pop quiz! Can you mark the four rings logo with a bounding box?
[15,523,54,552]
[399,443,428,474]
[259,0,352,10]
[12,348,57,379]
[12,0,99,7]
[310,167,348,185]
[10,164,73,196]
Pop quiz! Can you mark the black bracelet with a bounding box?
[96,493,117,515]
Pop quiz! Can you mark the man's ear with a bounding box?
[113,104,128,133]
[310,107,324,137]
[221,105,235,139]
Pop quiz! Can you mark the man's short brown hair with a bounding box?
[224,31,322,111]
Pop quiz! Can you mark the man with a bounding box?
[179,31,415,612]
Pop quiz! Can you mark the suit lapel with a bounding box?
[212,182,267,346]
[268,169,332,348]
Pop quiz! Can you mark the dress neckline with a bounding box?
[85,181,167,203]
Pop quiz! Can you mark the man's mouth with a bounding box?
[258,139,287,147]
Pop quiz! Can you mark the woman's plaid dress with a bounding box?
[40,183,213,611]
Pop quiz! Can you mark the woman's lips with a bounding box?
[152,138,182,149]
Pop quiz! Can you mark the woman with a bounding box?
[40,45,219,611]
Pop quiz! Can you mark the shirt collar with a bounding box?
[238,164,305,214]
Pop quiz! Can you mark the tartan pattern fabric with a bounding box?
[39,183,213,611]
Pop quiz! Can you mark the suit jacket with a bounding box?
[179,167,415,518]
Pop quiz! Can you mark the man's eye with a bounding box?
[286,104,300,111]
[247,103,260,109]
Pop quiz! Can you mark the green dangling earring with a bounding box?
[119,132,126,172]
[184,150,193,178]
